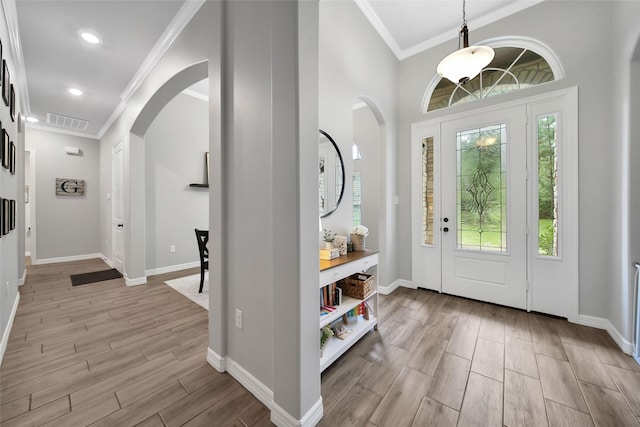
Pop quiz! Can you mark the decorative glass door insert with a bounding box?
[456,124,507,252]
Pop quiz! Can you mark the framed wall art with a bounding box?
[2,198,9,235]
[2,60,9,106]
[10,84,15,122]
[10,140,15,174]
[56,178,85,196]
[9,199,15,230]
[1,128,8,169]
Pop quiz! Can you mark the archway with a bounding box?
[352,96,396,291]
[124,60,209,282]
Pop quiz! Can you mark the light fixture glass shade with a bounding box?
[437,45,495,84]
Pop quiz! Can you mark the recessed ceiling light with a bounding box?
[80,31,101,45]
[26,116,39,123]
[68,88,83,96]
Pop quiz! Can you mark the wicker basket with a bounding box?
[340,273,374,300]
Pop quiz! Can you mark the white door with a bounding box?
[440,106,528,309]
[411,89,578,318]
[112,139,124,273]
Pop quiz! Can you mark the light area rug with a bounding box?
[164,273,209,310]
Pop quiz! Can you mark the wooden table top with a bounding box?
[320,249,378,271]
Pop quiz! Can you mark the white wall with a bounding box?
[396,1,640,343]
[25,128,100,261]
[353,104,380,250]
[319,0,399,287]
[145,92,208,272]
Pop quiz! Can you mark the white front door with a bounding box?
[441,106,528,309]
[411,89,578,319]
[112,139,124,273]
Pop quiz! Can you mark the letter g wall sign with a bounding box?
[56,178,86,196]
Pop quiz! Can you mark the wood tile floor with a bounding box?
[3,260,640,426]
[0,259,271,426]
[320,287,640,427]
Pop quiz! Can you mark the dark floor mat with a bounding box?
[70,268,123,286]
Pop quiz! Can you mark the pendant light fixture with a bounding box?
[437,0,494,85]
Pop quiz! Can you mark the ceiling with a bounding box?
[12,0,542,138]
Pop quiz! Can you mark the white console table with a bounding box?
[319,250,379,372]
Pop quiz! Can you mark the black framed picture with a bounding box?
[10,84,15,122]
[2,199,9,235]
[9,199,15,231]
[2,60,9,107]
[1,128,8,169]
[9,140,15,174]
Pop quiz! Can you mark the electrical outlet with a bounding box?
[169,245,176,253]
[235,309,243,329]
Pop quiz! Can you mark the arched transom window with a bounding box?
[427,46,557,112]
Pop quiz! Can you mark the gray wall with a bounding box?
[610,1,640,340]
[25,128,100,261]
[319,0,399,286]
[396,1,638,337]
[0,2,23,364]
[353,104,380,250]
[145,92,208,272]
[99,1,321,420]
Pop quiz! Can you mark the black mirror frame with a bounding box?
[319,129,345,218]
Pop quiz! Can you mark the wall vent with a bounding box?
[46,113,90,132]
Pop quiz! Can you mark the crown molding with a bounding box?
[353,0,403,59]
[26,122,99,140]
[97,0,206,139]
[2,0,31,115]
[356,0,545,61]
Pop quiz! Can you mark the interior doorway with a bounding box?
[24,148,36,264]
[352,101,381,250]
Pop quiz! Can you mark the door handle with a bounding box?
[117,224,123,228]
[443,217,449,223]
[443,227,449,232]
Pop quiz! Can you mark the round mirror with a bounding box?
[319,129,345,218]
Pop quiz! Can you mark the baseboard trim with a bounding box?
[577,314,634,355]
[271,396,324,427]
[145,261,199,277]
[379,279,411,295]
[100,254,115,269]
[216,354,322,427]
[226,357,274,410]
[206,347,226,372]
[0,293,20,366]
[36,253,102,265]
[19,269,26,286]
[125,275,147,286]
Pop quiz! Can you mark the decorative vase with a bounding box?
[334,236,347,255]
[350,234,365,251]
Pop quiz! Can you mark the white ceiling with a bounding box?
[357,0,544,59]
[15,0,187,136]
[13,0,541,138]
